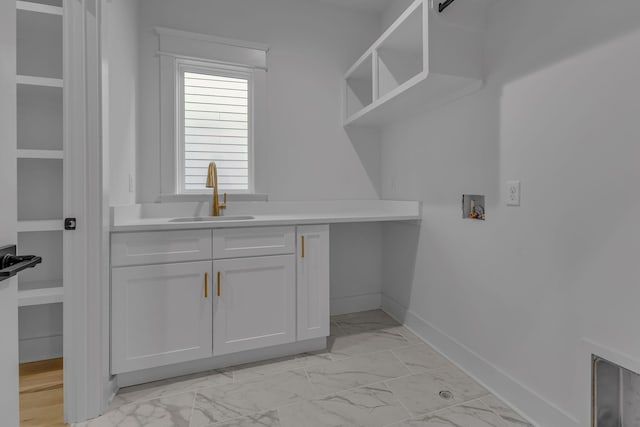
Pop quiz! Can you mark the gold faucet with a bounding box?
[206,162,227,216]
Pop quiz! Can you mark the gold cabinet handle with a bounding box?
[204,272,208,298]
[217,271,221,296]
[301,235,305,258]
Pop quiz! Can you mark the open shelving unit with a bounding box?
[377,4,423,99]
[16,0,64,362]
[343,0,486,127]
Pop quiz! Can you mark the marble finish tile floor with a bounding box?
[74,310,533,427]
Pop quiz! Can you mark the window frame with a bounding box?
[175,59,255,195]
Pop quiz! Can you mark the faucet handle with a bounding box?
[220,192,227,210]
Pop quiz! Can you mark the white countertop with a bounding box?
[110,200,422,232]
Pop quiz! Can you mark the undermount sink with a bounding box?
[169,215,254,223]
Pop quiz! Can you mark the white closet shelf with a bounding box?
[17,219,64,232]
[16,1,63,16]
[18,285,64,307]
[17,75,63,88]
[17,149,63,159]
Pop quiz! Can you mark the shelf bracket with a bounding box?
[438,0,456,13]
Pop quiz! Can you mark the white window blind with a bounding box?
[182,70,250,192]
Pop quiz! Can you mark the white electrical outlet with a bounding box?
[506,180,520,206]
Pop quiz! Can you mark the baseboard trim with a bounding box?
[105,377,118,413]
[331,292,381,315]
[116,337,326,388]
[19,334,63,363]
[381,295,579,427]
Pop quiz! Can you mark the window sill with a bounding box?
[157,193,269,203]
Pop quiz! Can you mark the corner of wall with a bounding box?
[381,294,580,427]
[329,222,384,315]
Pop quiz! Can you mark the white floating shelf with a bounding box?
[16,75,63,88]
[18,285,64,307]
[17,219,64,232]
[343,0,486,127]
[16,1,63,16]
[17,149,63,159]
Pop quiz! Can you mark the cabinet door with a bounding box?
[213,255,295,356]
[111,261,213,374]
[297,225,330,340]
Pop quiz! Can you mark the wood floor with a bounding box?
[19,358,67,427]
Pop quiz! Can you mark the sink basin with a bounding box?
[169,216,254,223]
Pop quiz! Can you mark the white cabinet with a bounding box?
[111,261,213,374]
[110,224,331,374]
[296,225,330,341]
[213,255,296,356]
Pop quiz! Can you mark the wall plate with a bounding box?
[506,180,520,206]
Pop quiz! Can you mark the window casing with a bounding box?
[156,27,267,199]
[176,60,254,194]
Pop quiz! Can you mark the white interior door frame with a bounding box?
[63,0,112,422]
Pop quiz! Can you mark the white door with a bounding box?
[297,225,330,340]
[111,261,213,374]
[213,255,296,356]
[0,0,20,424]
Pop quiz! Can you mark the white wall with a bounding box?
[380,1,640,426]
[380,0,413,32]
[107,0,138,206]
[330,223,383,315]
[137,0,382,202]
[19,304,63,362]
[135,0,385,313]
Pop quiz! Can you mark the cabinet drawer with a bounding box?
[213,226,295,259]
[111,230,213,266]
